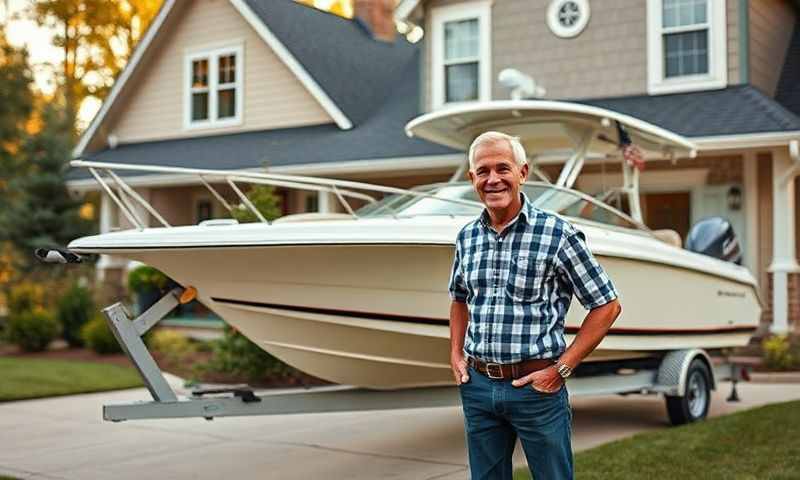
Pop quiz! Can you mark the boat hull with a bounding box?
[109,243,760,389]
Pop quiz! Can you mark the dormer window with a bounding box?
[184,44,243,129]
[431,1,491,109]
[647,0,726,95]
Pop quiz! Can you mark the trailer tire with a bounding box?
[665,358,712,425]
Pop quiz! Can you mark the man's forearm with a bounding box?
[449,301,469,356]
[558,299,621,369]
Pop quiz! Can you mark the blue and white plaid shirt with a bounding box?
[448,193,618,364]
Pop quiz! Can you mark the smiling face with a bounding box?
[468,138,529,213]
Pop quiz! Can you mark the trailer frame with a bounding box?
[100,288,748,425]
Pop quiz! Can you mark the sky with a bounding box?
[1,0,102,129]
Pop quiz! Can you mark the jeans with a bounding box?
[458,366,574,480]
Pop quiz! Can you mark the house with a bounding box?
[68,0,800,336]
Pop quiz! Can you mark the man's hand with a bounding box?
[512,365,563,393]
[451,352,470,385]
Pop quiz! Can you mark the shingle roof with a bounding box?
[244,0,419,126]
[70,51,455,181]
[574,84,800,137]
[776,22,800,118]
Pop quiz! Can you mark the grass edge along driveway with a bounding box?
[515,399,800,479]
[0,357,143,402]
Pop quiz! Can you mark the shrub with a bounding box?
[7,283,45,317]
[205,325,293,381]
[81,315,122,354]
[230,185,282,223]
[55,284,95,347]
[127,266,169,294]
[5,310,61,352]
[147,329,195,363]
[761,335,798,371]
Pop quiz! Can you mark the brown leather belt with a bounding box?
[468,356,556,380]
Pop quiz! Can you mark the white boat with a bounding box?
[67,101,762,390]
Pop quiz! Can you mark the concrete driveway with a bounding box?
[2,380,800,480]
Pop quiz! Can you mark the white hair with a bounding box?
[468,131,528,169]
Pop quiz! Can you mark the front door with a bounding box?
[642,192,692,241]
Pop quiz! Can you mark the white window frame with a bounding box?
[646,0,727,95]
[183,44,244,130]
[430,1,492,110]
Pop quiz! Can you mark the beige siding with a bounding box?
[749,0,796,96]
[424,0,743,107]
[110,0,331,144]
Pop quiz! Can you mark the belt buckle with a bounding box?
[485,362,503,379]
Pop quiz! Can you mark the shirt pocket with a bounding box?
[505,256,548,303]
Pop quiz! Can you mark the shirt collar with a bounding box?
[479,192,535,230]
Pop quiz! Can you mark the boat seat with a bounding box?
[652,229,682,248]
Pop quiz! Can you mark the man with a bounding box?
[449,131,631,479]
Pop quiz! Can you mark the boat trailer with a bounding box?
[98,286,749,425]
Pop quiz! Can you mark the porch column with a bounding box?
[742,152,759,274]
[768,145,800,334]
[95,193,126,283]
[318,191,332,213]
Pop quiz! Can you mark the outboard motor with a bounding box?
[685,217,742,265]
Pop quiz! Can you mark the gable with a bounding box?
[102,0,334,148]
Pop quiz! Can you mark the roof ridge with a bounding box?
[742,85,800,131]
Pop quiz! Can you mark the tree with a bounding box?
[30,0,163,132]
[0,101,94,272]
[0,28,34,188]
[0,29,35,287]
[295,0,353,18]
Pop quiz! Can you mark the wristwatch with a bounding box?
[556,362,573,379]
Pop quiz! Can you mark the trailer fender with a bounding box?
[655,349,715,396]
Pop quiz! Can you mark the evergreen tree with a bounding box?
[0,29,34,197]
[0,102,94,271]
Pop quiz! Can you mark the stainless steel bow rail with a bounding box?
[70,160,484,231]
[90,286,749,424]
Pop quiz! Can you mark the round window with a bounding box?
[547,0,590,39]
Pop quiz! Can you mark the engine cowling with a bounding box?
[685,217,742,265]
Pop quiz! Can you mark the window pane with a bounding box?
[218,88,236,118]
[196,200,213,222]
[444,19,479,61]
[192,59,208,88]
[664,30,708,77]
[445,62,478,102]
[192,92,209,121]
[219,54,236,84]
[663,0,706,28]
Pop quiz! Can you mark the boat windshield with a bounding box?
[356,182,642,230]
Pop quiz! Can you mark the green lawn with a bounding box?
[0,357,143,402]
[515,400,800,480]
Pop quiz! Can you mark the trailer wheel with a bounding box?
[665,358,711,425]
